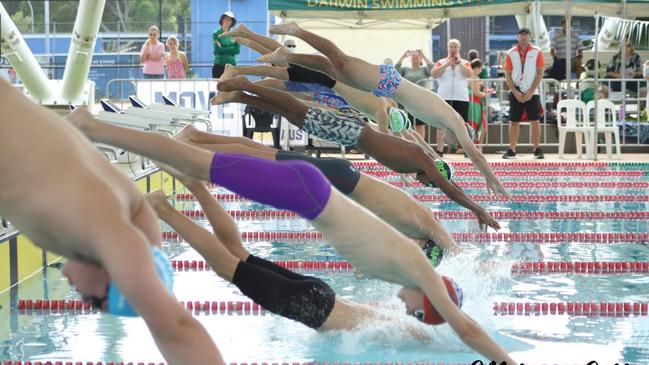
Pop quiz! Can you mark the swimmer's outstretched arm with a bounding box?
[180,177,249,260]
[95,214,226,364]
[148,192,240,281]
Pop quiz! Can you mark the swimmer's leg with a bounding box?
[231,37,274,56]
[226,24,283,55]
[67,107,214,181]
[216,76,308,127]
[269,22,382,92]
[259,48,358,89]
[176,124,276,153]
[222,64,289,80]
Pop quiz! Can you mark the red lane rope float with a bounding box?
[360,169,645,177]
[0,362,476,365]
[162,231,649,244]
[354,161,614,169]
[171,259,649,275]
[180,210,649,221]
[171,259,353,271]
[388,180,649,189]
[512,261,649,275]
[493,301,649,317]
[175,193,649,203]
[16,299,649,318]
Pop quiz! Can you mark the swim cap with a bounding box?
[422,240,443,267]
[388,107,410,132]
[420,159,454,188]
[107,246,174,317]
[421,276,463,325]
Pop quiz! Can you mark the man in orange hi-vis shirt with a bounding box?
[503,27,545,160]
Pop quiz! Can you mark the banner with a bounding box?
[136,80,307,146]
[268,0,504,11]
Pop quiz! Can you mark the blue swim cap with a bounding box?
[107,246,174,317]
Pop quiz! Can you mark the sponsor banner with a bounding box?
[136,80,307,146]
[269,0,508,11]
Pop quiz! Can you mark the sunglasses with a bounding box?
[286,45,296,48]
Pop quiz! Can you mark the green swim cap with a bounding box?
[388,107,410,132]
[435,159,454,181]
[423,240,444,267]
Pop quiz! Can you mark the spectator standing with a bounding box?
[548,18,583,81]
[395,49,434,137]
[468,49,488,80]
[140,26,165,79]
[503,27,545,159]
[468,59,493,149]
[166,36,189,79]
[213,11,240,78]
[432,39,472,155]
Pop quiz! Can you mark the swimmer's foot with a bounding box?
[174,124,200,142]
[257,46,290,64]
[217,64,239,82]
[231,36,251,47]
[211,91,243,106]
[65,106,101,136]
[144,190,172,212]
[216,76,252,92]
[220,23,252,39]
[269,22,300,36]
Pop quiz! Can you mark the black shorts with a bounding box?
[399,103,425,126]
[232,255,336,329]
[212,64,225,79]
[445,100,469,122]
[508,93,541,122]
[287,64,337,89]
[276,151,361,194]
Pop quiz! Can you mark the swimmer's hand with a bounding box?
[485,177,511,200]
[476,210,500,231]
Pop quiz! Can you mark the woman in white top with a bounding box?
[431,39,472,154]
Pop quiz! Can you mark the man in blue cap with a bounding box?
[0,77,225,365]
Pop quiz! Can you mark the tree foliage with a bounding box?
[3,0,191,34]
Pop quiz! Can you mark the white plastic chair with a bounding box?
[557,99,592,158]
[586,99,622,158]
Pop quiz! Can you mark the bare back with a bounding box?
[0,80,152,262]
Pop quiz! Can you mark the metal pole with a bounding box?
[565,0,572,98]
[593,12,600,161]
[485,16,490,65]
[620,0,627,130]
[44,0,50,77]
[27,1,34,33]
[158,0,162,38]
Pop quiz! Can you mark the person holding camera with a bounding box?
[432,39,472,155]
[395,49,434,137]
[502,27,545,159]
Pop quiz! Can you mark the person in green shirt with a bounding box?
[213,11,241,78]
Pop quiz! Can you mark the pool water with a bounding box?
[1,163,648,364]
